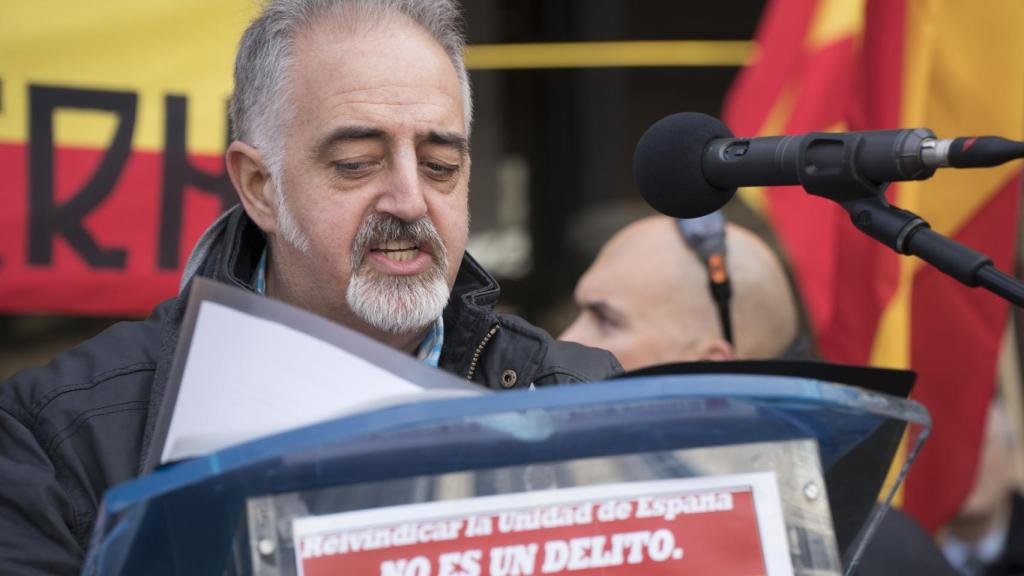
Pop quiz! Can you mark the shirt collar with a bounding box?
[943,525,1009,570]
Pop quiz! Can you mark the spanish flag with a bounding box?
[725,0,1024,530]
[0,2,252,315]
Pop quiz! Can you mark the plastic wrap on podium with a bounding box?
[82,373,930,576]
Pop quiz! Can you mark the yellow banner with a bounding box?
[0,1,256,154]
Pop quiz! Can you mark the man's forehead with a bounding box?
[584,242,656,293]
[294,14,459,90]
[579,233,709,315]
[575,256,636,312]
[288,19,465,134]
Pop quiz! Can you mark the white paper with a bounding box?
[161,301,439,463]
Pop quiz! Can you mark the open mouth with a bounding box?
[371,240,422,262]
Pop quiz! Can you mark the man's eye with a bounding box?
[421,160,458,180]
[592,311,620,334]
[333,160,376,176]
[597,315,617,331]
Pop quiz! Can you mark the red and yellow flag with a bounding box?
[725,0,1024,530]
[0,2,258,315]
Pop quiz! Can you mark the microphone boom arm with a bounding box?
[841,196,1024,307]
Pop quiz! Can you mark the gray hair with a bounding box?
[229,0,473,175]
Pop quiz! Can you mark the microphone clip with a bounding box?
[796,129,933,202]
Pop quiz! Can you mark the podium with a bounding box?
[83,373,929,576]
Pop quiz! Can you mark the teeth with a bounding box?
[377,240,416,252]
[382,249,417,262]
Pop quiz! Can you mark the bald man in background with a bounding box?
[560,215,799,368]
[561,214,957,575]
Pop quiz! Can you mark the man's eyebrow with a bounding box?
[313,126,388,158]
[423,130,469,155]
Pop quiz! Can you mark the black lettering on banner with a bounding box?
[28,85,135,268]
[158,95,237,269]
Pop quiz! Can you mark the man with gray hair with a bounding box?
[0,1,620,573]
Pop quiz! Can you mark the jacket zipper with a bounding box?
[465,323,500,381]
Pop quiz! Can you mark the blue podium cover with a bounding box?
[84,374,930,575]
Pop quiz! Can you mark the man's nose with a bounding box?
[376,155,428,222]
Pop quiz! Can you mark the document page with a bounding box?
[156,278,484,465]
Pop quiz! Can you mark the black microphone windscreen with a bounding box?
[633,112,737,218]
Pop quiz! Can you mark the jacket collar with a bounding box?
[179,204,263,292]
[439,252,505,377]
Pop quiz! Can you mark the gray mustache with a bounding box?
[351,214,448,272]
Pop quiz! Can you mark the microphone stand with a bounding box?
[774,126,1024,305]
[840,195,1024,307]
[789,145,1024,307]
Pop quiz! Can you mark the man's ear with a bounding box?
[226,141,277,234]
[698,339,735,362]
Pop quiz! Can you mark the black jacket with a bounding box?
[982,491,1024,576]
[0,207,622,575]
[853,507,958,575]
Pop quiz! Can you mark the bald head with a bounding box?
[560,216,799,371]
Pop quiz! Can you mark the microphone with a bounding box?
[634,112,1024,218]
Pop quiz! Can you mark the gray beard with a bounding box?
[345,214,451,335]
[346,266,450,334]
[273,182,450,334]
